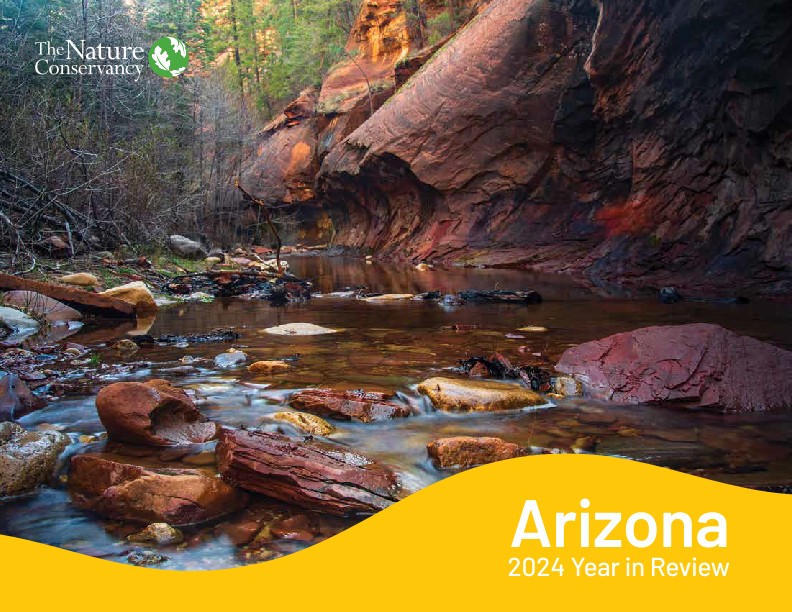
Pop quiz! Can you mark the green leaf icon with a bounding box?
[148,36,189,78]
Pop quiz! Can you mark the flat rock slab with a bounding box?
[0,274,135,318]
[418,377,547,412]
[289,388,411,422]
[217,428,400,515]
[555,323,792,412]
[263,322,339,336]
[69,454,247,526]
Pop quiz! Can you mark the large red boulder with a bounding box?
[69,454,247,526]
[95,379,218,446]
[556,324,792,413]
[216,428,400,516]
[288,388,411,422]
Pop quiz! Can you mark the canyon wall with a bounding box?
[247,0,792,295]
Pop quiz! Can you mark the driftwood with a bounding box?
[234,178,283,275]
[0,274,135,318]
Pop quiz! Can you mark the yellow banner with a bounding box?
[1,454,789,610]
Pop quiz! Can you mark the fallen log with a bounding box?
[0,273,135,318]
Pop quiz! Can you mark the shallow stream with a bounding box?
[1,256,790,569]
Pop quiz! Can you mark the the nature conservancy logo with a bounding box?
[148,37,189,78]
[33,37,189,81]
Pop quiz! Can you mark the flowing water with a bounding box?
[1,256,791,569]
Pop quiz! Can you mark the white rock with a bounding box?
[0,306,40,344]
[263,322,339,336]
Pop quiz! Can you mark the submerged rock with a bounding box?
[263,323,338,336]
[0,371,46,421]
[127,550,168,566]
[427,436,525,469]
[95,379,218,446]
[0,422,69,497]
[289,388,411,422]
[127,523,185,546]
[217,428,399,515]
[101,281,158,315]
[214,350,248,369]
[69,454,247,525]
[3,291,81,324]
[555,323,792,412]
[418,377,546,412]
[248,360,292,374]
[457,290,542,304]
[271,411,335,436]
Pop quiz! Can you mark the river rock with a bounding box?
[361,294,415,302]
[95,379,218,446]
[60,273,100,287]
[101,282,158,315]
[555,323,792,412]
[0,371,46,420]
[2,291,82,324]
[271,411,334,436]
[216,428,399,515]
[289,388,411,422]
[263,323,338,336]
[418,377,546,412]
[248,360,291,374]
[214,349,248,369]
[0,306,39,344]
[169,235,207,259]
[69,454,247,525]
[127,523,185,546]
[0,422,70,497]
[427,436,525,469]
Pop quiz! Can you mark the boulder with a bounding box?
[169,235,207,259]
[69,454,247,525]
[289,388,411,422]
[60,273,100,287]
[248,360,292,374]
[418,377,546,412]
[95,379,218,446]
[427,436,525,469]
[216,428,399,515]
[3,291,81,324]
[555,323,792,413]
[0,371,46,421]
[0,306,39,344]
[271,411,334,436]
[0,422,70,497]
[100,282,157,315]
[263,323,338,336]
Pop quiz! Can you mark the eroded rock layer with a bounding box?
[314,0,792,295]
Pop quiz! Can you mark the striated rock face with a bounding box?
[216,428,400,515]
[315,0,792,295]
[69,454,247,525]
[288,388,411,422]
[556,323,792,412]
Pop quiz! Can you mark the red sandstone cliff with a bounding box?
[246,0,792,296]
